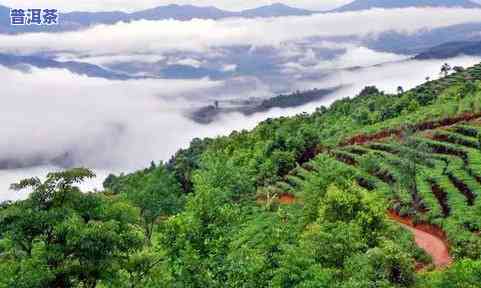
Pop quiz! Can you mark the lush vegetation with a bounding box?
[3,63,481,287]
[250,87,341,114]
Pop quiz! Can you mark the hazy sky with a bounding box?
[0,0,353,12]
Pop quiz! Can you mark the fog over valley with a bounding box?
[7,2,481,287]
[2,5,481,201]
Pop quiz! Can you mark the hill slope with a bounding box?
[3,59,481,286]
[105,61,481,286]
[415,41,481,59]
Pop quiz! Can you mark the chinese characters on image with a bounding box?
[10,9,59,25]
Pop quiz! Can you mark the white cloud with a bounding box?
[2,5,481,202]
[55,53,166,65]
[2,55,481,202]
[1,8,481,57]
[222,64,237,72]
[335,47,407,68]
[281,46,409,75]
[295,55,481,94]
[0,66,222,169]
[168,57,203,68]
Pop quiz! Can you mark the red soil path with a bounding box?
[258,196,453,269]
[341,112,481,147]
[388,211,453,268]
[278,194,295,205]
[256,194,296,205]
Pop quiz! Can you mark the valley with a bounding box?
[3,1,481,287]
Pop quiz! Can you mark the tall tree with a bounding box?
[397,86,404,95]
[441,63,452,77]
[123,165,184,243]
[0,168,144,288]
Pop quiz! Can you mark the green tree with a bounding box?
[397,86,404,95]
[344,240,415,288]
[319,183,386,245]
[158,151,249,287]
[441,63,452,77]
[353,106,372,125]
[299,155,356,224]
[123,165,184,243]
[0,168,144,288]
[167,137,213,193]
[418,259,481,288]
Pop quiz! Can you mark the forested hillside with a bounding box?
[414,41,481,60]
[2,62,481,287]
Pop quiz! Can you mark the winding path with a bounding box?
[388,213,452,268]
[261,195,454,269]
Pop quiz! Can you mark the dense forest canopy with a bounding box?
[3,62,481,287]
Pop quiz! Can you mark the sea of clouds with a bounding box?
[2,8,481,55]
[2,7,481,201]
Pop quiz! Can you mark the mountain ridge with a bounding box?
[332,0,481,12]
[0,53,142,80]
[414,40,481,59]
[3,2,481,34]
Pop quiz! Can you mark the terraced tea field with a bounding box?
[259,116,481,263]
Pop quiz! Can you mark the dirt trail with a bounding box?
[341,113,481,147]
[258,195,453,268]
[278,194,295,204]
[256,194,296,205]
[388,212,452,268]
[267,197,453,268]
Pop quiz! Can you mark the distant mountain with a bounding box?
[62,11,129,26]
[363,22,481,54]
[240,3,313,17]
[332,0,481,12]
[158,64,228,79]
[0,53,140,80]
[414,41,481,59]
[0,3,316,34]
[130,4,232,21]
[0,152,74,170]
[0,5,10,29]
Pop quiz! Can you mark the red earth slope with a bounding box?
[388,212,453,268]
